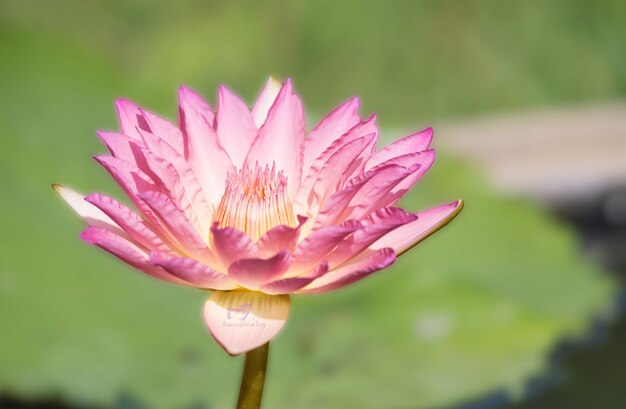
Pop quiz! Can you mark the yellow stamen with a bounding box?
[214,162,297,241]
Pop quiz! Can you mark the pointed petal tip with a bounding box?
[347,96,361,112]
[217,84,230,97]
[449,199,464,212]
[280,78,295,95]
[433,199,464,231]
[178,85,195,100]
[390,200,464,257]
[454,199,465,212]
[114,98,138,111]
[178,85,211,106]
[51,183,62,192]
[267,76,283,87]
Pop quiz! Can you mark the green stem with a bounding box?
[236,342,269,409]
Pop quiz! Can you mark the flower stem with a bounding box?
[236,342,269,409]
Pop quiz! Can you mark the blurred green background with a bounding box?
[0,1,624,408]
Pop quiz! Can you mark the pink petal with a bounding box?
[290,220,361,275]
[138,191,213,262]
[210,224,258,268]
[204,291,290,355]
[115,99,184,154]
[227,250,291,290]
[97,131,145,167]
[314,164,411,227]
[296,248,396,294]
[178,86,234,205]
[260,260,328,295]
[297,134,377,220]
[150,250,237,290]
[139,147,187,204]
[94,155,174,241]
[256,216,307,258]
[251,77,282,128]
[371,201,464,255]
[115,99,148,141]
[245,79,305,198]
[138,128,213,233]
[327,207,417,268]
[178,85,215,125]
[302,97,361,176]
[215,86,258,167]
[53,185,120,232]
[294,117,378,216]
[137,146,206,236]
[94,155,157,198]
[139,108,185,155]
[85,193,168,251]
[369,150,436,209]
[80,226,182,284]
[366,127,433,170]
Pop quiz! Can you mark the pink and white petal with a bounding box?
[139,108,184,155]
[245,79,305,199]
[371,150,436,209]
[366,127,433,170]
[302,97,361,176]
[85,193,168,251]
[370,200,464,255]
[256,216,307,258]
[138,128,213,232]
[314,164,410,228]
[204,291,290,356]
[327,208,417,268]
[290,220,361,275]
[294,117,378,215]
[150,250,237,290]
[210,224,258,268]
[139,148,187,205]
[93,155,176,242]
[298,134,377,220]
[80,226,183,284]
[97,131,146,168]
[298,116,377,190]
[215,86,258,168]
[260,260,328,295]
[94,155,159,198]
[178,86,215,126]
[178,86,234,205]
[296,248,396,294]
[137,147,205,236]
[252,77,282,128]
[53,185,120,232]
[138,191,213,262]
[227,250,291,290]
[115,99,148,141]
[115,100,184,153]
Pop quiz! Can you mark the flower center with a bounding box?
[214,162,297,241]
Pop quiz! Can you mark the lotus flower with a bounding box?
[55,78,462,356]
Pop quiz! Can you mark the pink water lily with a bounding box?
[55,78,462,356]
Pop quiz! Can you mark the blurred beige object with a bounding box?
[436,102,626,202]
